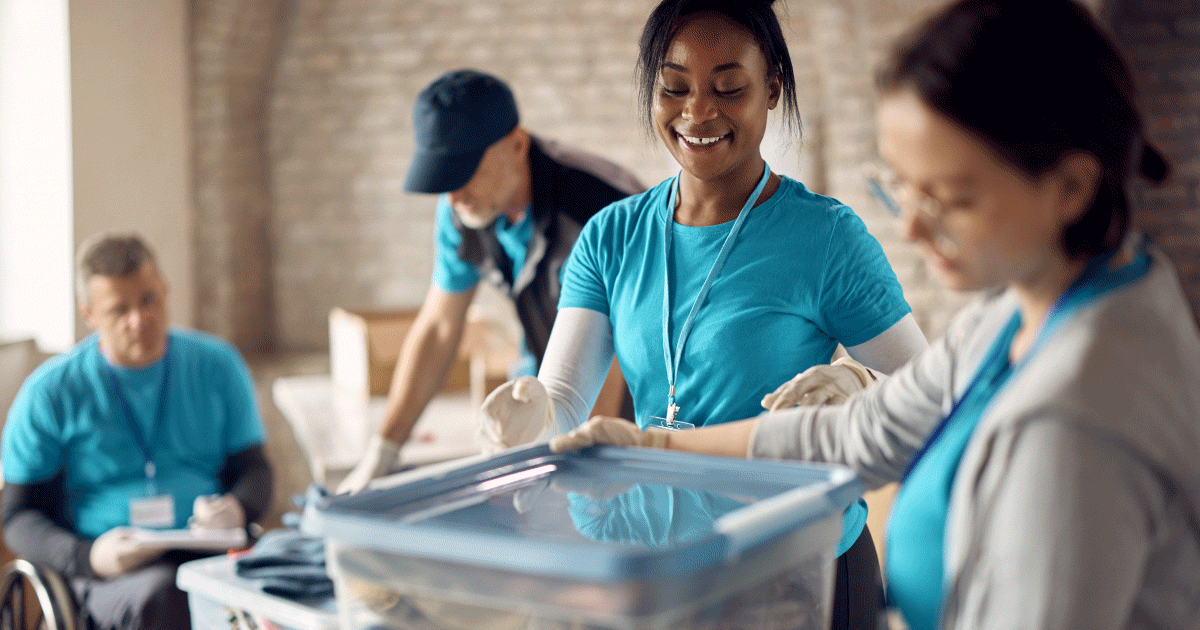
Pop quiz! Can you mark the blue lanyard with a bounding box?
[660,164,772,427]
[103,348,171,490]
[901,243,1147,481]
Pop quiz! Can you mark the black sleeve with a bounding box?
[218,444,273,524]
[1,473,97,579]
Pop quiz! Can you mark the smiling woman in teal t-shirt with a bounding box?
[478,3,929,630]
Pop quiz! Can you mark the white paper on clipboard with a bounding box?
[130,527,248,551]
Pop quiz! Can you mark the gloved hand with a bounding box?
[337,435,403,495]
[89,527,165,578]
[189,493,246,530]
[760,357,873,411]
[477,376,555,454]
[549,416,670,453]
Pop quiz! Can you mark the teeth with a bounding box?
[681,134,724,145]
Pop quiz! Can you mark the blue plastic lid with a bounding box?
[312,444,861,582]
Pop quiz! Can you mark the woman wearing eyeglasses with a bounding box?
[551,1,1200,629]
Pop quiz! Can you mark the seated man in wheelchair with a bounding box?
[1,232,273,630]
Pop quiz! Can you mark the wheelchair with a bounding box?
[0,559,81,630]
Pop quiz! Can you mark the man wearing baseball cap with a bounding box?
[339,69,644,493]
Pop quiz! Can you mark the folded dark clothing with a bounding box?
[235,528,333,600]
[240,562,329,582]
[261,575,335,599]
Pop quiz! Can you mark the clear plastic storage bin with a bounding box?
[309,444,862,630]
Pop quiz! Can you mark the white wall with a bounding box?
[69,0,193,340]
[0,0,75,352]
[0,0,192,353]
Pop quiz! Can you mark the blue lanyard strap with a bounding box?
[901,242,1149,481]
[661,164,772,425]
[103,348,171,484]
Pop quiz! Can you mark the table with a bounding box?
[271,375,482,487]
[177,554,338,630]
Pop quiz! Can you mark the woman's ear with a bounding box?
[766,73,782,110]
[1054,151,1103,225]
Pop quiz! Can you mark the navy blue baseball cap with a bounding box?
[403,70,520,194]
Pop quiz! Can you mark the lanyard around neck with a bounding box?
[661,164,772,426]
[104,347,171,484]
[901,243,1144,481]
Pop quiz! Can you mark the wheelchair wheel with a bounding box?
[0,559,80,630]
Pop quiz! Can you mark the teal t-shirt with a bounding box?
[1,329,267,538]
[560,175,911,429]
[886,315,1021,630]
[431,195,534,293]
[432,195,537,376]
[560,175,910,555]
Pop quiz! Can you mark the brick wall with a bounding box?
[192,0,1197,351]
[806,0,976,339]
[1106,0,1200,325]
[192,0,290,353]
[265,0,668,349]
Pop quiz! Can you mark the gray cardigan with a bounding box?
[751,244,1200,630]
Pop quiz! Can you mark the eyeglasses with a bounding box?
[864,162,944,220]
[863,162,959,258]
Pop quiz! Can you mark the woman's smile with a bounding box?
[675,131,730,150]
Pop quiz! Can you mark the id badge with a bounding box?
[650,415,695,431]
[129,494,175,528]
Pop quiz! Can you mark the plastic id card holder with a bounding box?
[651,403,694,431]
[650,415,695,431]
[130,494,175,528]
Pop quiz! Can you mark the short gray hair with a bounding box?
[75,232,158,303]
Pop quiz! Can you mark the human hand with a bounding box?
[549,416,669,453]
[477,376,554,454]
[760,357,873,411]
[337,435,403,495]
[189,493,246,531]
[89,527,164,578]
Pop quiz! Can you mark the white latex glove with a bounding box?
[89,527,165,578]
[477,376,555,454]
[189,493,246,530]
[337,435,403,494]
[549,416,670,453]
[760,357,873,411]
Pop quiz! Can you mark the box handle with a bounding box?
[713,483,836,560]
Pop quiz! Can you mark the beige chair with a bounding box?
[0,339,45,431]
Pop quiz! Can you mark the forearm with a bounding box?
[220,445,273,524]
[751,385,929,489]
[538,308,616,433]
[378,306,469,444]
[1,483,94,579]
[663,418,758,459]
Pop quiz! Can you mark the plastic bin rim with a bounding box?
[310,445,863,581]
